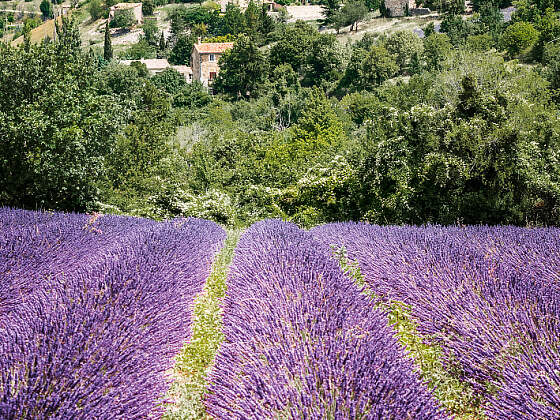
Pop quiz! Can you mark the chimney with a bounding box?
[197,36,201,45]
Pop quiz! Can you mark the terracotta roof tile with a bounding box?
[194,42,234,54]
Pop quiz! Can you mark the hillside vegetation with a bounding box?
[1,0,560,228]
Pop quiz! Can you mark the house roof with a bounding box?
[172,65,193,75]
[120,59,170,70]
[193,42,234,54]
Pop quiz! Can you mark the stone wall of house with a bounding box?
[200,55,221,86]
[191,49,224,86]
[192,49,201,82]
[131,5,143,24]
[384,0,416,17]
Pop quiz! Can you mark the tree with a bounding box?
[104,20,113,61]
[499,21,539,58]
[475,3,504,38]
[88,0,104,22]
[264,88,347,187]
[471,0,511,11]
[142,19,159,45]
[110,9,136,29]
[440,13,470,45]
[130,60,149,77]
[244,0,260,35]
[121,39,156,59]
[422,33,451,71]
[219,3,246,36]
[259,4,275,38]
[151,68,187,94]
[158,31,166,57]
[334,0,368,32]
[108,83,174,183]
[172,81,212,108]
[169,5,218,36]
[384,30,424,73]
[142,0,154,16]
[533,8,560,61]
[365,0,381,11]
[543,42,560,90]
[340,44,399,91]
[213,35,268,99]
[303,34,342,86]
[0,20,122,211]
[267,63,300,105]
[321,0,341,24]
[40,0,53,20]
[168,33,193,65]
[269,21,318,71]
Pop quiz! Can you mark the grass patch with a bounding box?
[163,229,241,419]
[332,246,485,420]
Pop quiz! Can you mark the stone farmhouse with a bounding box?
[191,39,234,87]
[109,3,143,25]
[121,40,234,88]
[120,59,193,81]
[383,0,415,17]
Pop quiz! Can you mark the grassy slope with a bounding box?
[333,14,440,44]
[163,229,241,419]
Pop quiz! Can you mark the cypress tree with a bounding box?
[103,21,112,61]
[159,31,166,51]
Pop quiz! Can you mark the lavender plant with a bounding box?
[311,223,560,418]
[206,220,446,419]
[0,208,225,419]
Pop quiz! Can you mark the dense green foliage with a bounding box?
[88,0,104,21]
[110,9,136,29]
[104,21,113,61]
[40,0,53,20]
[2,7,560,229]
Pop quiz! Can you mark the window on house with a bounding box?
[209,54,216,62]
[209,72,217,81]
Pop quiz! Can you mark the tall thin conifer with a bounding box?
[104,20,112,61]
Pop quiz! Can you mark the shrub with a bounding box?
[110,8,135,28]
[499,21,539,59]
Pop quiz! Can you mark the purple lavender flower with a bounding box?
[0,208,225,419]
[311,222,560,419]
[206,220,446,419]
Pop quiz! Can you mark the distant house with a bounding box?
[121,58,170,74]
[121,40,234,88]
[120,59,193,83]
[173,65,194,83]
[109,3,143,25]
[383,0,415,17]
[191,39,234,87]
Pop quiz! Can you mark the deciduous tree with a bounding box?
[213,34,268,98]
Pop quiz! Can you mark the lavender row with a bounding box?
[311,223,560,418]
[206,220,446,419]
[1,209,159,319]
[0,208,226,419]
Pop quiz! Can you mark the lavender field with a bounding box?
[0,208,225,418]
[312,223,560,419]
[1,209,559,419]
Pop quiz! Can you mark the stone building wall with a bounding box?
[384,0,416,17]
